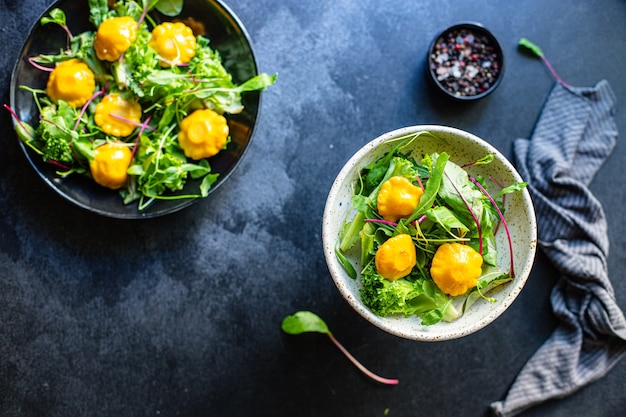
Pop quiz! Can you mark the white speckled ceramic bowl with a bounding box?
[322,125,537,341]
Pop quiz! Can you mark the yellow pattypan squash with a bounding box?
[149,21,196,67]
[430,243,483,296]
[46,59,95,108]
[94,16,138,62]
[375,234,416,281]
[94,93,142,137]
[90,142,133,190]
[377,176,423,222]
[178,108,229,160]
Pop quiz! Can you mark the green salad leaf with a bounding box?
[154,0,184,16]
[281,311,329,335]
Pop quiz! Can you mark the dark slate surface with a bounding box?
[1,1,625,416]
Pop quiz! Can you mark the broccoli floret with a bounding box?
[37,102,79,166]
[359,263,459,325]
[42,136,74,165]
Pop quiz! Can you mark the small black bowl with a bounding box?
[426,22,504,101]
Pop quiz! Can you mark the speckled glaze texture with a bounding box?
[322,125,537,341]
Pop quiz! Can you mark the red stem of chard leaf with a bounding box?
[137,3,148,27]
[541,56,570,88]
[365,219,397,227]
[109,113,156,131]
[4,104,31,136]
[48,159,71,170]
[326,332,399,385]
[415,174,424,191]
[470,176,515,277]
[62,25,72,50]
[488,176,506,234]
[131,114,152,161]
[519,38,570,88]
[74,90,104,131]
[444,172,483,255]
[28,57,54,72]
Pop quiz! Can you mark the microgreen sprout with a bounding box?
[109,113,156,131]
[132,114,153,160]
[47,159,71,171]
[444,171,483,255]
[281,311,399,385]
[41,8,72,49]
[469,176,515,277]
[415,173,424,191]
[27,57,54,73]
[74,90,104,131]
[518,38,570,88]
[365,219,398,227]
[4,104,36,145]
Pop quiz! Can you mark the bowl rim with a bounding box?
[9,0,263,219]
[426,22,505,101]
[322,125,537,341]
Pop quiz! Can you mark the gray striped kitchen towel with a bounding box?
[490,80,626,416]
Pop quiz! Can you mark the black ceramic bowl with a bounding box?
[10,0,262,219]
[427,22,504,101]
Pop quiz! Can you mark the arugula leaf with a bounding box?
[359,221,376,266]
[338,211,364,253]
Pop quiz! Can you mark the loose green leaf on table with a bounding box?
[281,311,399,385]
[517,37,570,87]
[518,37,544,58]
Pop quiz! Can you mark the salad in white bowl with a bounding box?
[322,125,537,341]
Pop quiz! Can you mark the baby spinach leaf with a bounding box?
[282,311,329,335]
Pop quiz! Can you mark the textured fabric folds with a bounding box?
[490,80,626,417]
